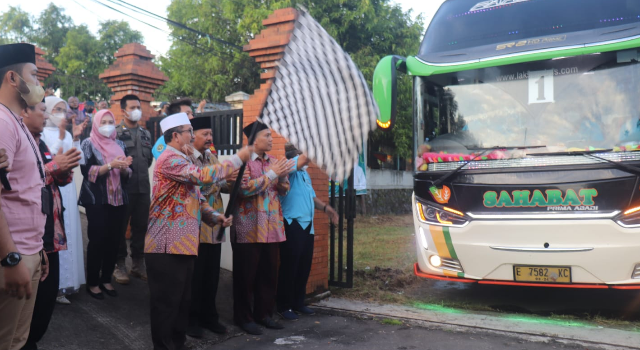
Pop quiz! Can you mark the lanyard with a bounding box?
[0,103,46,186]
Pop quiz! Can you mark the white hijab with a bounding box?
[44,96,67,128]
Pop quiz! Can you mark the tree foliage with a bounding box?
[0,3,143,100]
[34,4,73,62]
[159,0,423,158]
[0,6,33,45]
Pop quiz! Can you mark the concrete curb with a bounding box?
[313,298,640,350]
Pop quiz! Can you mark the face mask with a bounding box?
[48,112,66,127]
[85,108,94,114]
[125,109,142,122]
[98,125,115,137]
[15,74,45,107]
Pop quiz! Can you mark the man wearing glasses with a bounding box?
[144,112,251,350]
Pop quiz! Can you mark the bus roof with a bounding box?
[419,0,640,65]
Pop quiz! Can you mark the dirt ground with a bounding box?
[332,214,640,331]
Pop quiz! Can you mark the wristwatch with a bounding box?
[1,252,21,267]
[107,163,112,171]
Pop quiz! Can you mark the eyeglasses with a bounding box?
[177,128,194,136]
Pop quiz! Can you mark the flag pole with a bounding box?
[216,120,260,242]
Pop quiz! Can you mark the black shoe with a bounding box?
[294,306,316,315]
[86,286,104,300]
[239,322,263,335]
[202,321,227,334]
[258,317,284,330]
[187,325,204,338]
[99,284,118,297]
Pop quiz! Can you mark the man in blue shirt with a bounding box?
[277,143,338,320]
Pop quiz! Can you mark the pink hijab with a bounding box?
[90,110,125,187]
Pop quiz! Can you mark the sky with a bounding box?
[4,0,445,57]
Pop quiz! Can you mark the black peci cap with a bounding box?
[190,116,211,131]
[242,121,269,139]
[0,43,36,69]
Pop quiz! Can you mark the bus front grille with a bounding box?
[441,258,464,273]
[632,264,640,279]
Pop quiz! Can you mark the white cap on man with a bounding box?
[160,112,191,133]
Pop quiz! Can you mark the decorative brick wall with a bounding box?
[243,8,329,295]
[99,43,168,124]
[34,46,55,84]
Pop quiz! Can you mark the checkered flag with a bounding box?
[260,8,379,181]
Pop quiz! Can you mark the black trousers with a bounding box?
[189,243,221,327]
[146,253,195,350]
[232,242,279,325]
[85,204,127,286]
[277,220,315,311]
[21,252,59,350]
[118,193,150,260]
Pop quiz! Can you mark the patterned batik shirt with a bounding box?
[39,139,73,253]
[145,146,242,255]
[232,153,290,244]
[191,149,230,244]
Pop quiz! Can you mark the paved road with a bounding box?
[35,214,630,349]
[40,269,610,350]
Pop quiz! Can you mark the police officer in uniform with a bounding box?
[113,94,154,284]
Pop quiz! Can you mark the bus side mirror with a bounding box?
[373,55,406,131]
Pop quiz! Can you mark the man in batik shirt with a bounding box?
[144,112,251,350]
[232,121,295,335]
[22,100,82,350]
[186,116,236,338]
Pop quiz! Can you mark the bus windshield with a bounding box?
[415,49,640,171]
[421,0,640,59]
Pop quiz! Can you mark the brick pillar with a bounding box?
[243,8,329,296]
[34,46,55,84]
[99,43,168,125]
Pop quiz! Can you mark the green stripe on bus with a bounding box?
[457,272,464,278]
[442,227,459,260]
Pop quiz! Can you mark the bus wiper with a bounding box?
[582,151,640,176]
[429,145,545,191]
[466,145,547,151]
[529,149,640,175]
[527,149,612,156]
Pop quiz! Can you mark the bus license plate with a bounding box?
[513,265,571,283]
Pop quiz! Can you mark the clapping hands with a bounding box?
[270,158,296,177]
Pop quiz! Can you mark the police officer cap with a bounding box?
[0,43,36,69]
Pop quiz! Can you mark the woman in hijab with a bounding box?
[78,110,133,299]
[42,96,88,305]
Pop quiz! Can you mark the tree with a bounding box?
[98,20,144,66]
[0,6,34,45]
[159,0,423,160]
[55,25,102,77]
[34,3,73,62]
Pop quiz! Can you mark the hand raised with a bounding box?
[73,119,88,139]
[58,118,68,140]
[270,158,295,177]
[236,146,253,163]
[54,147,82,172]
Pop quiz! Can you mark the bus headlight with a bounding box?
[429,255,442,267]
[416,201,469,227]
[615,206,640,227]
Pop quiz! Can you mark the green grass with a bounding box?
[380,318,404,326]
